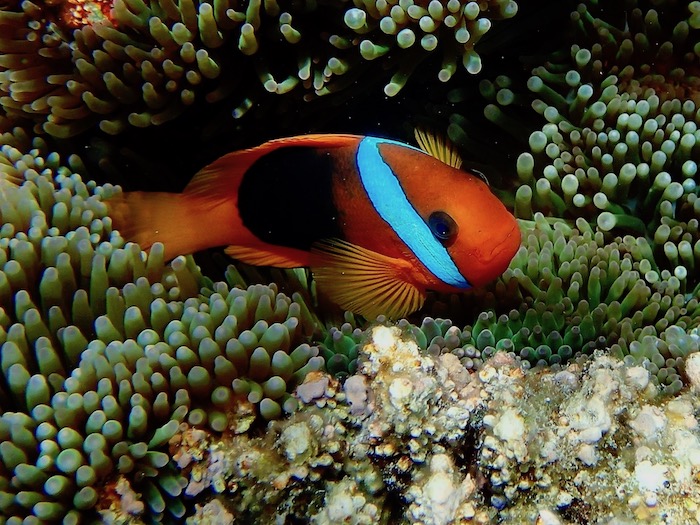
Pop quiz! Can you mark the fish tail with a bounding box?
[107,190,226,260]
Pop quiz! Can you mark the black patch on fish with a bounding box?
[238,146,343,250]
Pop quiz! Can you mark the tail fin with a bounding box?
[107,191,234,260]
[107,191,184,257]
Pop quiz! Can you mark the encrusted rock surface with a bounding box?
[168,326,700,523]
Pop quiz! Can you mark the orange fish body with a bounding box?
[107,134,520,318]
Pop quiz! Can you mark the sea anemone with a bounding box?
[0,0,520,138]
[0,128,326,521]
[416,214,700,395]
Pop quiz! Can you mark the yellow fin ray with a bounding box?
[311,239,425,319]
[414,128,463,169]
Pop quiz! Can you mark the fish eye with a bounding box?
[428,211,458,244]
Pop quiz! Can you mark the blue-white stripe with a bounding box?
[356,136,471,288]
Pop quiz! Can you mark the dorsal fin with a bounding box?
[184,134,362,198]
[414,128,463,169]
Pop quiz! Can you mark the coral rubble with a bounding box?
[169,326,700,523]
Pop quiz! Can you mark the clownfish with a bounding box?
[107,131,520,319]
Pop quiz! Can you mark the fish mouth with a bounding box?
[493,223,523,258]
[483,223,521,262]
[467,223,521,286]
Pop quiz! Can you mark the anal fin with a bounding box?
[225,245,309,268]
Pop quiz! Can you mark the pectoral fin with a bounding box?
[311,239,425,319]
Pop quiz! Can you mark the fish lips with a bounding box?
[465,223,521,286]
